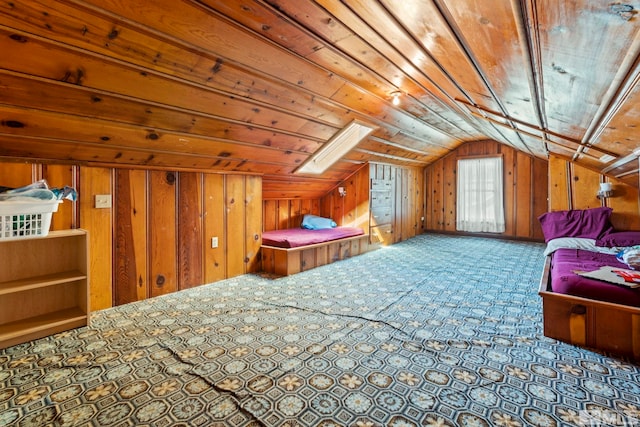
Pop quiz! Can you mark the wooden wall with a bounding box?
[320,164,371,231]
[263,199,322,231]
[0,162,261,310]
[549,155,640,230]
[262,162,424,245]
[16,151,638,312]
[263,164,371,232]
[424,140,548,240]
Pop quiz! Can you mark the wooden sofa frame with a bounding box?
[260,234,372,276]
[539,256,640,361]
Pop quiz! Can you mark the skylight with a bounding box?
[295,120,376,175]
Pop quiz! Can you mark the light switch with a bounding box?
[95,194,112,209]
[211,237,219,248]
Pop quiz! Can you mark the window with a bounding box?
[456,157,505,233]
[295,120,375,175]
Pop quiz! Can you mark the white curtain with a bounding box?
[456,157,505,233]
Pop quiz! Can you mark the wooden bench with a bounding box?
[539,256,640,361]
[261,234,372,276]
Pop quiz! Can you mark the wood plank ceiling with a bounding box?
[1,0,639,198]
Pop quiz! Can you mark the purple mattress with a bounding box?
[262,227,364,248]
[551,248,640,307]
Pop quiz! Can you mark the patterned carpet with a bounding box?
[2,234,640,426]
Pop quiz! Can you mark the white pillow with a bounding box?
[543,237,619,256]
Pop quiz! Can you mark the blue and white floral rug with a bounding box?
[2,234,639,426]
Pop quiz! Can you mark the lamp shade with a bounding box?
[599,182,612,192]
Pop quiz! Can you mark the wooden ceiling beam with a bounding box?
[309,0,477,129]
[1,0,639,196]
[458,99,619,159]
[368,136,441,156]
[0,105,310,165]
[76,0,465,145]
[0,71,327,154]
[581,48,640,146]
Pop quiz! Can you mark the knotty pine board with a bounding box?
[177,173,204,290]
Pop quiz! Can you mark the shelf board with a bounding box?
[0,271,86,295]
[0,307,87,342]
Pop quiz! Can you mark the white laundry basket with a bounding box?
[0,200,62,241]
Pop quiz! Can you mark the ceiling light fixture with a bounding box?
[390,91,401,106]
[295,120,376,175]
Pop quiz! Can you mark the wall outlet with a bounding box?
[95,194,112,209]
[211,237,219,248]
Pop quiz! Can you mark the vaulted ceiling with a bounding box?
[1,0,639,198]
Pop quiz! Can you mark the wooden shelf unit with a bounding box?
[0,229,89,349]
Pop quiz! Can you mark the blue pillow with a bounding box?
[301,214,337,230]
